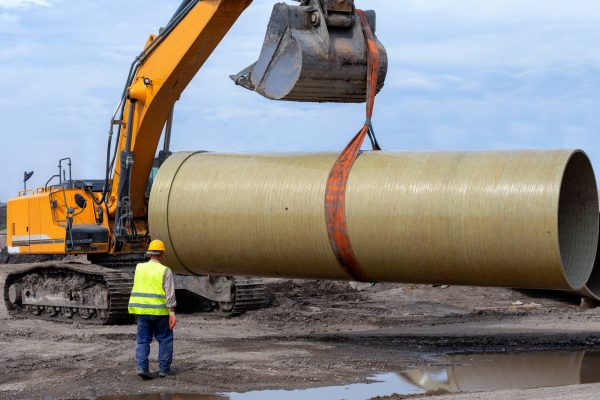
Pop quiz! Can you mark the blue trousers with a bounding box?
[135,315,173,373]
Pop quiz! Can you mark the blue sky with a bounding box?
[1,0,599,201]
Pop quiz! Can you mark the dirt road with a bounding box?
[2,265,600,399]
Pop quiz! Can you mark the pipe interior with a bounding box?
[581,221,600,299]
[558,151,599,289]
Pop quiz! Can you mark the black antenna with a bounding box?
[23,171,34,191]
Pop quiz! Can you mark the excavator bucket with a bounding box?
[231,0,387,103]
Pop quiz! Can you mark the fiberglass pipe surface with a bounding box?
[149,150,598,290]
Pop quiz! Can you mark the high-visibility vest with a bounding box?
[128,261,170,316]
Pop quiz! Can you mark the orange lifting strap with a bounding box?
[324,10,382,282]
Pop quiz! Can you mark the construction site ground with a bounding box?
[2,233,600,399]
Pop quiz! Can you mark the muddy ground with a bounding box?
[2,253,600,399]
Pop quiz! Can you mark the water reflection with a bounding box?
[96,395,225,400]
[402,351,600,393]
[228,351,600,399]
[228,373,423,400]
[95,351,600,400]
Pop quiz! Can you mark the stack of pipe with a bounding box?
[149,150,598,293]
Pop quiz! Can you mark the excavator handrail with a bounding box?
[18,187,49,197]
[18,189,35,197]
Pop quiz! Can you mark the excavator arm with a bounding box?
[108,0,253,249]
[107,0,387,253]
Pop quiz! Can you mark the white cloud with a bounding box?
[0,0,53,9]
[0,12,17,21]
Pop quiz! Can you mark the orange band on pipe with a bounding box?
[324,10,381,282]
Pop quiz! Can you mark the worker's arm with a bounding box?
[163,267,177,329]
[163,267,177,310]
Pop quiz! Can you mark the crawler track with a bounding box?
[3,263,134,325]
[220,277,267,315]
[3,262,267,324]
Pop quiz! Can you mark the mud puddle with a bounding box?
[96,396,225,400]
[95,350,600,400]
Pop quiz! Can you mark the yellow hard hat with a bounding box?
[148,239,166,252]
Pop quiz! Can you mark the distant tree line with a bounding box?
[0,203,6,231]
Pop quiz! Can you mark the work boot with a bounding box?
[158,371,170,378]
[137,368,153,380]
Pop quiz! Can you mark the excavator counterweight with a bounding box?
[231,0,388,103]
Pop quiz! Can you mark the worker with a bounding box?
[128,239,177,380]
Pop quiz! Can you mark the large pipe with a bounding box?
[149,150,598,291]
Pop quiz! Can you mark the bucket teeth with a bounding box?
[231,2,387,103]
[230,62,257,92]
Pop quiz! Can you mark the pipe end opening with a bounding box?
[559,150,599,290]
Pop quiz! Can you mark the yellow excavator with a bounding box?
[3,0,387,323]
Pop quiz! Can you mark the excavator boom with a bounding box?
[110,0,387,250]
[109,0,254,248]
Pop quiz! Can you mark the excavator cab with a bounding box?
[232,0,387,103]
